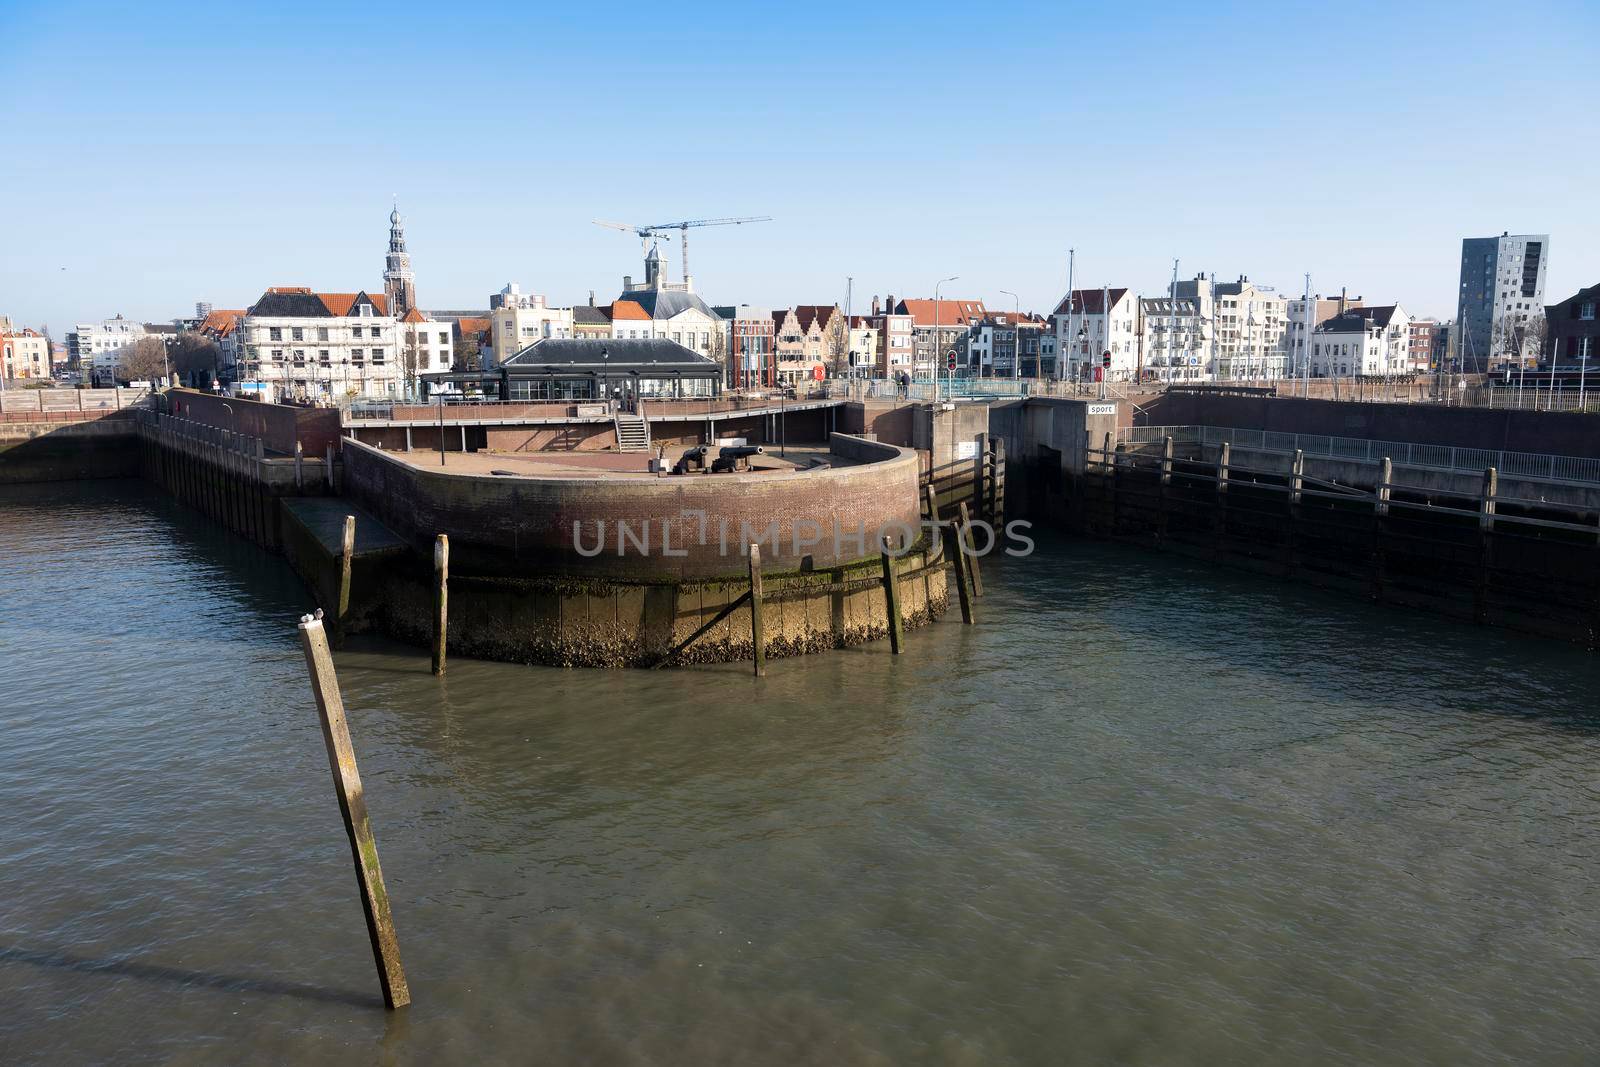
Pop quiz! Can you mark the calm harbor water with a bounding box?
[4,479,1600,1065]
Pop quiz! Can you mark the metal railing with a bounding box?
[1123,425,1600,486]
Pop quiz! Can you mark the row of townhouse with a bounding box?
[1,317,54,379]
[1050,277,1434,383]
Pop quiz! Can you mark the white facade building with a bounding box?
[239,287,411,402]
[1308,305,1413,377]
[399,308,455,383]
[1212,276,1289,380]
[69,315,147,385]
[1139,275,1215,382]
[1051,288,1139,381]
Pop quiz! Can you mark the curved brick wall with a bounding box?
[342,433,923,580]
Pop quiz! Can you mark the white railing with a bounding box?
[1124,424,1600,486]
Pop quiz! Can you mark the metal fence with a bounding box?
[1124,424,1600,486]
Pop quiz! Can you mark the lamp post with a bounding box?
[935,275,958,398]
[600,345,609,410]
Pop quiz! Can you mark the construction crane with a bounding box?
[593,216,772,284]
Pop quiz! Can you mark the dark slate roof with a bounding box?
[1317,313,1375,334]
[504,337,717,369]
[1344,305,1398,327]
[571,305,610,325]
[248,289,332,317]
[617,287,716,319]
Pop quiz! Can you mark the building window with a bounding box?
[351,348,364,360]
[271,348,284,361]
[269,327,282,341]
[1582,302,1596,321]
[291,328,304,341]
[318,328,329,342]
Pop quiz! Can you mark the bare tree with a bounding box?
[707,325,728,379]
[400,327,424,400]
[119,336,169,384]
[1524,314,1549,366]
[824,312,850,377]
[170,332,221,384]
[453,334,482,373]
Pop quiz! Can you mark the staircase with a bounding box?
[614,412,651,452]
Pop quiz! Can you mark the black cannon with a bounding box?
[710,444,765,473]
[671,446,709,476]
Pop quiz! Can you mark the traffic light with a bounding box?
[1101,351,1112,369]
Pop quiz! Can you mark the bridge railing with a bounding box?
[1125,424,1600,486]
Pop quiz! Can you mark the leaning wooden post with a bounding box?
[948,509,976,625]
[337,514,356,642]
[956,499,984,600]
[431,534,449,676]
[879,536,904,654]
[747,543,765,677]
[295,612,410,1010]
[1376,457,1392,516]
[326,443,336,490]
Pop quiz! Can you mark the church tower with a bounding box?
[383,205,417,318]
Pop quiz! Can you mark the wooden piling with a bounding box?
[879,537,904,654]
[431,534,448,676]
[1216,441,1231,496]
[1289,449,1304,508]
[1159,435,1174,487]
[1376,457,1392,516]
[337,514,356,641]
[948,511,976,625]
[956,499,984,600]
[294,440,304,490]
[295,612,410,1010]
[326,444,336,491]
[1479,467,1498,530]
[748,543,765,677]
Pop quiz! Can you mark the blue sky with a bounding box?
[2,0,1596,333]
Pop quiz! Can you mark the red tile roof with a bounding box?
[896,298,988,327]
[610,300,651,321]
[453,316,491,337]
[317,291,389,317]
[400,307,428,323]
[198,309,246,337]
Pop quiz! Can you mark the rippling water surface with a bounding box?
[4,479,1600,1065]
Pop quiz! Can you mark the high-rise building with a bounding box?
[1456,232,1549,371]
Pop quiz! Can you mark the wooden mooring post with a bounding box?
[879,537,904,654]
[748,543,765,677]
[295,611,410,1010]
[337,514,356,643]
[926,484,975,622]
[956,499,984,601]
[294,440,304,490]
[431,534,449,676]
[1479,467,1498,530]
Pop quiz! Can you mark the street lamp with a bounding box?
[999,289,1020,381]
[935,275,958,397]
[600,345,609,408]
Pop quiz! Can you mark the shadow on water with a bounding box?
[0,944,381,1010]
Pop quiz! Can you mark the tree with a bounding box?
[400,327,424,401]
[707,325,728,380]
[1524,314,1549,366]
[170,331,221,385]
[453,334,482,373]
[824,312,850,377]
[118,336,169,384]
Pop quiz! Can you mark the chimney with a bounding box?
[1338,287,1347,315]
[886,293,897,313]
[588,290,595,307]
[872,295,881,316]
[624,275,633,291]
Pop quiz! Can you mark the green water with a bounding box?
[4,480,1600,1065]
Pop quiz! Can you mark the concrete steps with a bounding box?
[614,412,651,452]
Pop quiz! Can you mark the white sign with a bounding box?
[955,440,978,460]
[1087,403,1117,415]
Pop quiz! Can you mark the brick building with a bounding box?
[1547,282,1600,369]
